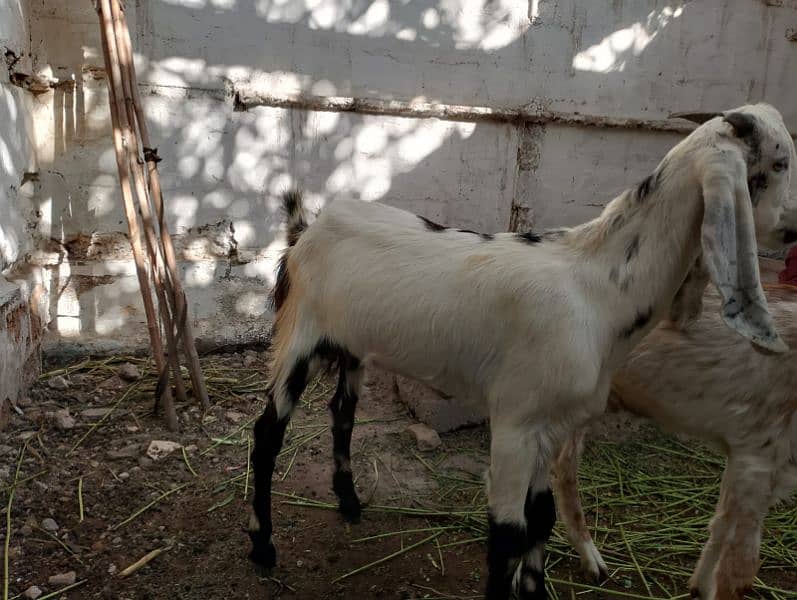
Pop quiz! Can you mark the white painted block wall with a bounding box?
[1,0,795,357]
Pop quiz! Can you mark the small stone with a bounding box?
[118,472,130,480]
[91,540,106,552]
[70,374,88,385]
[89,460,100,468]
[107,564,117,575]
[23,586,42,599]
[243,354,259,368]
[117,363,141,382]
[48,376,70,390]
[138,457,153,469]
[41,517,59,532]
[125,425,139,433]
[146,440,181,461]
[48,571,76,586]
[20,524,33,536]
[33,480,48,492]
[107,444,140,460]
[19,431,36,441]
[184,445,197,453]
[82,408,113,419]
[225,411,245,423]
[51,409,76,431]
[406,423,442,451]
[112,536,122,545]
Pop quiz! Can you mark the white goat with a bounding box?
[553,281,797,600]
[248,103,792,600]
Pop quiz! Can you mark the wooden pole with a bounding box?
[115,4,211,410]
[96,0,178,430]
[108,0,188,408]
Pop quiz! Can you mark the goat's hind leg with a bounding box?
[552,429,608,582]
[248,342,316,571]
[329,351,364,522]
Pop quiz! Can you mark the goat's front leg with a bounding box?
[690,454,772,600]
[551,428,608,582]
[485,422,553,600]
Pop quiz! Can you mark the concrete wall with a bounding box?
[1,0,46,404]
[4,0,797,356]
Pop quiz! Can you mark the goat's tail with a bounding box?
[284,188,308,247]
[270,188,307,313]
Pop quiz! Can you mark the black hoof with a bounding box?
[339,495,362,523]
[514,568,547,600]
[249,530,277,570]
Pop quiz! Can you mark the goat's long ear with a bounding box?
[669,255,709,329]
[669,111,722,125]
[701,165,788,352]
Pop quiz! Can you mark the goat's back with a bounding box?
[611,284,797,457]
[285,198,608,409]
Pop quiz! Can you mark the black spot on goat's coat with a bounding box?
[637,173,656,201]
[724,112,761,162]
[620,306,653,339]
[608,212,626,233]
[625,235,640,262]
[516,232,543,244]
[458,228,494,240]
[784,229,797,244]
[418,215,447,232]
[747,173,768,206]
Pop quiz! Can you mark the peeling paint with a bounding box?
[0,281,43,404]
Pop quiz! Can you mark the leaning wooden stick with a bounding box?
[116,3,211,410]
[108,0,188,409]
[96,0,178,429]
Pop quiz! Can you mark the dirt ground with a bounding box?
[2,350,795,600]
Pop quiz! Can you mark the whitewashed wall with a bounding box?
[1,0,46,402]
[2,0,796,355]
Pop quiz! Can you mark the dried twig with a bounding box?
[33,580,87,600]
[331,531,444,583]
[77,477,84,522]
[113,482,190,530]
[181,446,198,478]
[68,383,140,455]
[119,546,171,577]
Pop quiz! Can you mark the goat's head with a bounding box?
[673,105,796,252]
[670,103,792,353]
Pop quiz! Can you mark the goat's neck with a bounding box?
[572,176,704,325]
